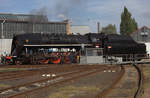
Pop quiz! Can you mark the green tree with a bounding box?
[120,7,138,35]
[102,24,117,34]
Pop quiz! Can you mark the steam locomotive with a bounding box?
[10,33,146,64]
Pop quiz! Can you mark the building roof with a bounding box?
[0,13,48,22]
[70,25,91,35]
[130,26,150,36]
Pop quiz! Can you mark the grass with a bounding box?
[0,68,26,72]
[49,86,100,98]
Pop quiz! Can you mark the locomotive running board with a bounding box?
[24,44,92,47]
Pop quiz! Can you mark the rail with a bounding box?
[1,65,111,98]
[133,64,143,98]
[95,65,125,98]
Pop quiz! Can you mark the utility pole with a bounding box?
[1,19,6,55]
[1,19,6,38]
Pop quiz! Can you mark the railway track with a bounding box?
[0,65,106,82]
[95,65,125,98]
[0,65,104,81]
[0,64,52,68]
[1,64,141,98]
[0,65,115,98]
[0,65,83,79]
[96,64,143,98]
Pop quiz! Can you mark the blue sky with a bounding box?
[0,0,150,33]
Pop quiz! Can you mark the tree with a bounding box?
[120,7,138,35]
[102,24,117,34]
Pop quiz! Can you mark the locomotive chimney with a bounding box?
[97,22,100,33]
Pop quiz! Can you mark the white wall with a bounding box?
[70,25,91,35]
[80,56,104,64]
[0,39,12,55]
[145,43,150,55]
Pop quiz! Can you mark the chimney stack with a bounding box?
[66,20,70,35]
[97,22,100,33]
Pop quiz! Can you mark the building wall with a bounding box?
[33,23,67,34]
[70,25,91,35]
[0,21,67,39]
[131,26,150,42]
[0,13,69,39]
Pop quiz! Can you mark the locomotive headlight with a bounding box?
[108,46,112,49]
[96,45,99,48]
[95,44,100,48]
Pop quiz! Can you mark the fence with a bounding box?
[80,48,148,64]
[80,48,104,64]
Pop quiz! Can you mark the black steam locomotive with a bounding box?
[10,33,146,64]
